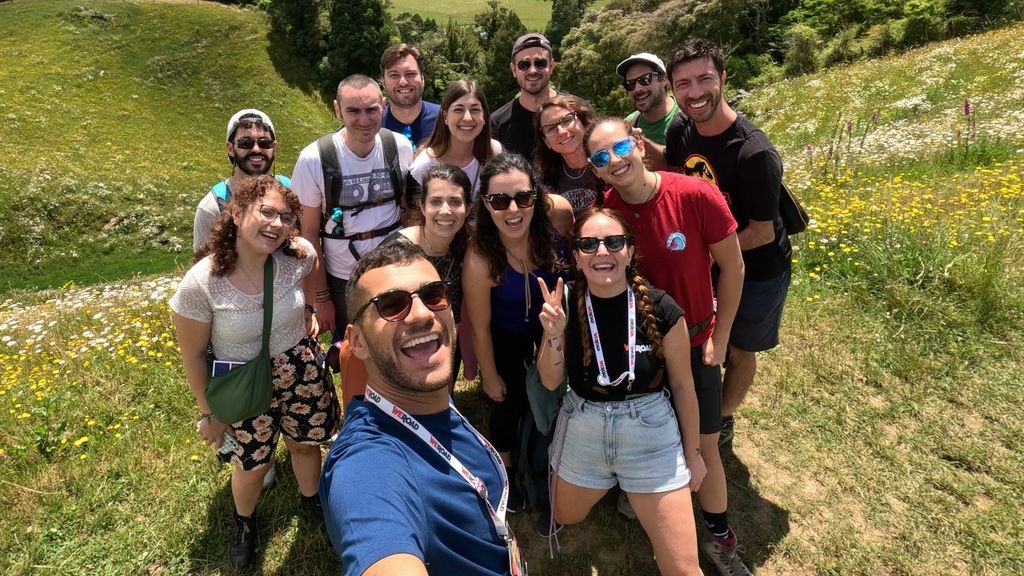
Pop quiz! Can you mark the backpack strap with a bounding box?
[317,132,342,220]
[379,128,405,206]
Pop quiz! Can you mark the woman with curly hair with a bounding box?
[535,207,704,575]
[170,175,339,570]
[533,95,604,217]
[462,152,565,507]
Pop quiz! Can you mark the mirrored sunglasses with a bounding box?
[588,138,635,168]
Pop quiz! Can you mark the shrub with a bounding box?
[783,23,821,77]
[823,25,860,67]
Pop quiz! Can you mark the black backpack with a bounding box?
[316,128,405,259]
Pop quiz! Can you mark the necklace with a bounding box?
[632,172,660,218]
[237,261,264,294]
[421,227,447,257]
[562,161,588,180]
[507,251,532,323]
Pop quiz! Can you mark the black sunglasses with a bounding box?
[516,58,549,71]
[234,137,276,150]
[484,190,538,211]
[623,71,661,92]
[352,281,451,323]
[575,235,631,254]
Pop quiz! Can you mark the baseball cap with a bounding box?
[226,109,275,142]
[511,33,552,59]
[615,53,667,78]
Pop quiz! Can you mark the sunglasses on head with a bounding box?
[234,137,276,150]
[588,137,635,168]
[575,234,630,254]
[623,71,661,92]
[352,280,451,323]
[255,204,297,227]
[516,58,549,71]
[484,190,537,211]
[541,112,577,136]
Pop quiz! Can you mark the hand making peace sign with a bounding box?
[537,276,567,337]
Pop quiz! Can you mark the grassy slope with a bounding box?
[0,2,1022,575]
[391,0,610,31]
[0,0,337,293]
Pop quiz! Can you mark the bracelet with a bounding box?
[315,289,331,298]
[315,294,331,304]
[197,412,213,424]
[304,304,317,315]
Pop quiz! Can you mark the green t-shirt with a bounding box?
[626,98,681,146]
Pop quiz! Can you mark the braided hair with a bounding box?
[571,207,663,371]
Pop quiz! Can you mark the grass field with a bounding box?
[1,1,1022,574]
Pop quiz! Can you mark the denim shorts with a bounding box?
[551,389,690,494]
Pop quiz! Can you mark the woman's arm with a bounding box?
[301,247,320,336]
[172,313,229,448]
[663,319,706,492]
[536,277,568,391]
[462,247,502,401]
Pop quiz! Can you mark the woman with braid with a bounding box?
[536,207,705,575]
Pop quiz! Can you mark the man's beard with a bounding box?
[368,324,455,394]
[235,152,274,176]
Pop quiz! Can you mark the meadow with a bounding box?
[1,1,1023,574]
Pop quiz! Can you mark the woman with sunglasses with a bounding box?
[382,164,472,389]
[170,175,340,570]
[536,207,704,574]
[462,152,563,508]
[533,95,605,218]
[584,118,750,573]
[408,79,502,203]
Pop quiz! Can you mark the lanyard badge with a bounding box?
[584,287,636,388]
[365,386,528,575]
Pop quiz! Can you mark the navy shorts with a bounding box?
[690,346,723,435]
[731,268,791,353]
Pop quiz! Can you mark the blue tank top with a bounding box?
[490,265,556,334]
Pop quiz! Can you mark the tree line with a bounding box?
[220,0,1023,114]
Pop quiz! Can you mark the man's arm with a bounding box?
[737,219,776,250]
[362,554,429,576]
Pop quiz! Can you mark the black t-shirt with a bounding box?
[555,164,604,216]
[564,285,683,402]
[491,98,537,159]
[665,114,791,280]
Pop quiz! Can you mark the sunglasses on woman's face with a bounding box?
[541,112,577,136]
[516,58,549,71]
[623,71,661,92]
[575,234,630,254]
[588,138,635,168]
[484,190,537,211]
[351,280,451,323]
[233,137,276,150]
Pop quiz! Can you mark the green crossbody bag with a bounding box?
[206,257,274,424]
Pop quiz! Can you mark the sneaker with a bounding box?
[718,416,735,447]
[507,480,527,514]
[535,504,564,537]
[701,535,752,576]
[616,492,637,521]
[261,463,277,492]
[299,493,325,526]
[229,512,260,571]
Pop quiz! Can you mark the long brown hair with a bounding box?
[533,95,597,191]
[422,78,495,164]
[194,175,306,276]
[470,153,557,280]
[571,207,663,369]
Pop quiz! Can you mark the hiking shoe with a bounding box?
[701,535,752,576]
[229,512,260,571]
[261,462,277,492]
[616,492,637,521]
[535,504,564,537]
[718,416,735,447]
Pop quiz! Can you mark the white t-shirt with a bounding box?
[291,130,414,280]
[408,139,503,200]
[168,237,315,361]
[192,191,221,253]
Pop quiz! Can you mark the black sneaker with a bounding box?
[718,416,735,447]
[535,504,564,537]
[299,493,324,525]
[229,512,260,571]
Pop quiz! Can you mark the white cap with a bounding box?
[616,53,667,78]
[226,109,275,141]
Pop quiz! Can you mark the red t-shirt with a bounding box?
[604,171,737,347]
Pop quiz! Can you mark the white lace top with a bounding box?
[169,237,315,362]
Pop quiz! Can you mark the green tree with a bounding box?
[475,1,526,106]
[267,0,322,69]
[545,0,592,56]
[782,23,821,77]
[320,0,397,97]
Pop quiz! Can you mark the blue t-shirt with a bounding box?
[383,101,441,152]
[320,399,511,576]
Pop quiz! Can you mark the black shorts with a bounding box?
[690,345,723,435]
[731,268,790,352]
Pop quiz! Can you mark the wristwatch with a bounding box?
[197,412,213,424]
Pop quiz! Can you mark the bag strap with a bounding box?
[380,128,405,205]
[317,132,342,219]
[260,256,274,353]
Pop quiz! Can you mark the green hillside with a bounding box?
[0,0,337,293]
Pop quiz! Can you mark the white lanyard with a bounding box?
[364,385,526,575]
[584,287,636,387]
